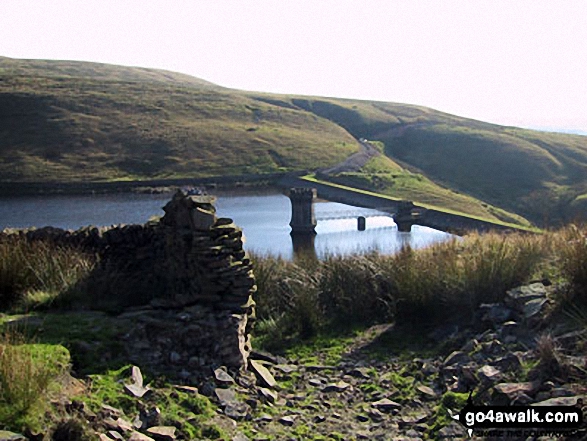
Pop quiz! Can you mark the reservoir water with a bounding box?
[0,190,452,259]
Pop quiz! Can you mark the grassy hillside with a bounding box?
[0,57,358,182]
[256,96,587,225]
[0,56,221,89]
[1,57,587,225]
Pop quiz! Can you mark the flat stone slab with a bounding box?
[506,283,549,311]
[124,366,151,398]
[146,426,177,441]
[322,380,351,393]
[128,432,156,441]
[273,364,298,374]
[523,297,548,318]
[348,367,372,379]
[124,383,151,398]
[255,414,273,423]
[371,398,402,411]
[494,382,539,399]
[214,367,236,385]
[173,385,199,394]
[443,350,471,366]
[399,411,429,426]
[278,415,296,426]
[260,387,278,403]
[533,396,584,407]
[250,360,277,388]
[416,385,438,399]
[107,431,125,441]
[224,402,249,420]
[478,365,503,383]
[215,387,238,405]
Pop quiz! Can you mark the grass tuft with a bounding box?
[0,328,69,431]
[559,224,587,303]
[0,236,96,311]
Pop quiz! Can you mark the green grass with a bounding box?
[0,329,70,432]
[427,391,470,438]
[379,124,587,225]
[0,323,221,438]
[82,365,217,439]
[326,170,532,225]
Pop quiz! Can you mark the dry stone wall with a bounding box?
[2,190,256,373]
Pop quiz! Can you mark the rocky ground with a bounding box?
[211,282,587,441]
[2,282,586,441]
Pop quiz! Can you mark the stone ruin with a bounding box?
[2,190,256,378]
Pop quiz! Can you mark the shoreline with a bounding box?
[0,172,301,196]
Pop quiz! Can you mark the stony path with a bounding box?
[207,283,587,441]
[320,140,381,175]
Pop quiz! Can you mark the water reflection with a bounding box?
[290,233,318,261]
[0,191,454,259]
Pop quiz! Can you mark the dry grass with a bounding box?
[252,228,575,344]
[558,224,587,303]
[0,235,96,310]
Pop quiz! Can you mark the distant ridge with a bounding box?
[1,57,586,225]
[0,56,220,89]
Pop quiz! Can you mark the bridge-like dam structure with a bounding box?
[288,187,422,234]
[281,175,525,235]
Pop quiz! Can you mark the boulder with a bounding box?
[493,382,539,404]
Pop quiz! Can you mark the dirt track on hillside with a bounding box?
[320,140,381,175]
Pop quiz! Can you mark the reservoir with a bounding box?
[0,190,452,259]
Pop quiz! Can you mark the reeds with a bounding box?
[0,235,95,310]
[252,228,571,342]
[558,224,587,303]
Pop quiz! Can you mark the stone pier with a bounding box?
[289,187,317,235]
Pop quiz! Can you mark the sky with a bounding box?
[1,0,586,132]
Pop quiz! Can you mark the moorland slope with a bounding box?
[1,57,586,225]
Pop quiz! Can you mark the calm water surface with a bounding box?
[0,190,453,258]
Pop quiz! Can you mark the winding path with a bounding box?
[320,139,381,175]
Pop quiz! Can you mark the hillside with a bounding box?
[0,57,359,182]
[255,96,587,225]
[1,57,587,225]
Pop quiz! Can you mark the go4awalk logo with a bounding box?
[451,393,584,438]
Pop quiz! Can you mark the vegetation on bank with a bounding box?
[317,143,534,227]
[0,58,358,183]
[252,226,586,348]
[1,226,587,436]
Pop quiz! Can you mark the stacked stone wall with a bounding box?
[1,190,256,373]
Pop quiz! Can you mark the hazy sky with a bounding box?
[1,0,586,131]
